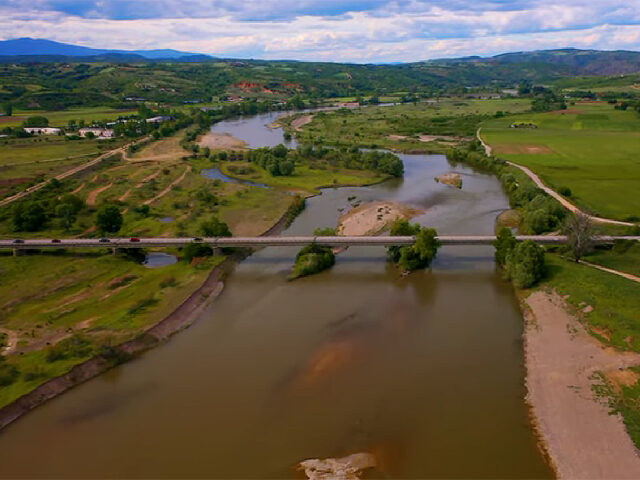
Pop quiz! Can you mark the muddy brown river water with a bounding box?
[0,113,552,478]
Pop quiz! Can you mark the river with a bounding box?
[0,112,552,478]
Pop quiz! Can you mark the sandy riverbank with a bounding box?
[337,201,422,236]
[524,290,640,478]
[198,132,248,150]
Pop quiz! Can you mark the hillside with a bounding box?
[0,38,209,60]
[428,48,640,76]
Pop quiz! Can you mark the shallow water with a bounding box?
[0,114,552,478]
[143,252,178,268]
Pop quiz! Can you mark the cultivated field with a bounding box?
[482,102,640,221]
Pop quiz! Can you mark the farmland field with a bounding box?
[0,106,136,128]
[482,102,640,221]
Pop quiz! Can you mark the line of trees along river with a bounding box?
[0,112,553,478]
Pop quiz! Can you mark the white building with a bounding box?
[145,115,173,124]
[24,127,62,136]
[78,128,115,138]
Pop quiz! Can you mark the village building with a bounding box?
[78,127,115,138]
[145,115,174,123]
[23,127,62,135]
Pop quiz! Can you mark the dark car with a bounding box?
[51,239,61,244]
[193,237,203,242]
[12,239,24,244]
[99,238,111,243]
[129,237,140,243]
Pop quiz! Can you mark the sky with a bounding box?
[0,1,639,62]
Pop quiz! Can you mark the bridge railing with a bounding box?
[1,235,638,250]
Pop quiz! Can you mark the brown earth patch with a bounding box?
[198,132,247,150]
[337,201,422,236]
[607,368,640,391]
[86,183,113,206]
[548,109,586,115]
[493,144,554,155]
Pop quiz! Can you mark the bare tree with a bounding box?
[562,212,594,262]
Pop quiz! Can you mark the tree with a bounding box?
[55,203,77,230]
[22,116,49,127]
[387,219,420,262]
[398,227,440,271]
[59,194,84,214]
[563,212,594,262]
[183,242,213,263]
[290,243,335,279]
[13,202,46,232]
[2,102,12,117]
[494,227,517,266]
[95,205,123,233]
[506,240,546,288]
[387,219,440,272]
[200,217,231,237]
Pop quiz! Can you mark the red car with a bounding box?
[129,237,141,242]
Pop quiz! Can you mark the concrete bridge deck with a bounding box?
[1,235,638,250]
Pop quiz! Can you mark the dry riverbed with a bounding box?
[525,290,640,478]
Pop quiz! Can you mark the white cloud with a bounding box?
[0,1,638,62]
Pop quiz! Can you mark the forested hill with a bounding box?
[427,49,640,76]
[0,42,639,110]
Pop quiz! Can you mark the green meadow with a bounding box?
[295,98,531,152]
[0,106,136,128]
[482,102,640,221]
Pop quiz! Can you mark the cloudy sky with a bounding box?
[1,1,639,62]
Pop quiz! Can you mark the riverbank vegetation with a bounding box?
[289,244,335,280]
[292,99,530,153]
[217,145,396,194]
[387,219,440,272]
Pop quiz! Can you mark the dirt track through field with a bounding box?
[143,166,191,205]
[579,260,640,284]
[86,183,113,206]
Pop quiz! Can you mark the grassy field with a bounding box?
[0,253,221,409]
[220,160,387,194]
[0,136,128,198]
[542,253,640,352]
[295,98,531,152]
[0,107,136,128]
[482,102,640,222]
[586,243,640,278]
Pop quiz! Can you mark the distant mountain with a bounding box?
[0,38,212,60]
[427,48,640,75]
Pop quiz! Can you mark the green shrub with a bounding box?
[46,335,93,363]
[290,244,335,279]
[506,240,546,288]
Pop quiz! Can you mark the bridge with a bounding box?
[1,235,639,251]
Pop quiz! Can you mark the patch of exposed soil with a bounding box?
[337,201,422,236]
[86,183,113,206]
[494,144,554,154]
[198,132,247,150]
[525,290,640,478]
[298,452,376,479]
[435,172,462,188]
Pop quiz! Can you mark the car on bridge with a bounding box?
[12,239,23,244]
[99,238,111,243]
[129,237,140,242]
[51,239,61,244]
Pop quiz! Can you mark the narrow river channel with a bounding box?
[0,112,552,478]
